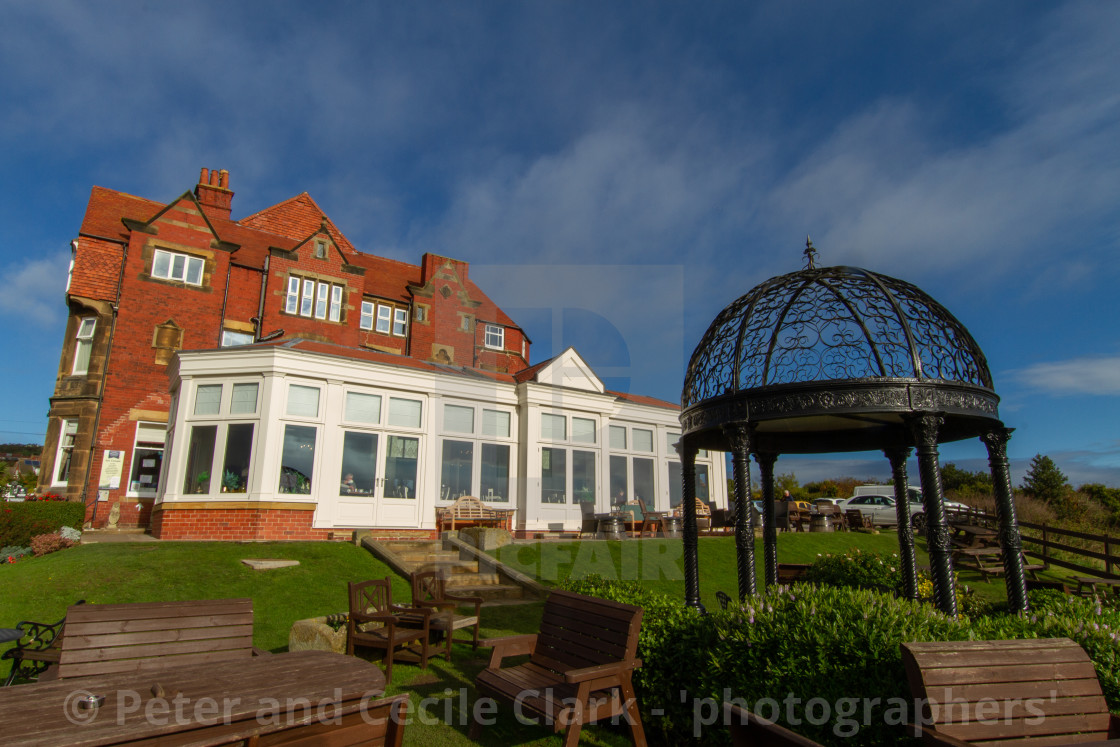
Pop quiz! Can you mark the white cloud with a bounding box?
[0,252,70,326]
[761,3,1120,282]
[1011,356,1120,396]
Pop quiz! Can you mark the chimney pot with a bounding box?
[200,167,210,184]
[218,169,229,189]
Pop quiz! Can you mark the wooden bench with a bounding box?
[469,588,646,747]
[725,702,824,746]
[436,495,515,532]
[55,598,265,679]
[777,563,812,584]
[901,637,1120,746]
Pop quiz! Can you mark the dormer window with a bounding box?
[484,324,504,350]
[152,249,204,286]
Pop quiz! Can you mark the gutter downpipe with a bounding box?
[255,256,269,341]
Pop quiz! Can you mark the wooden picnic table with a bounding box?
[1075,576,1120,597]
[949,522,998,549]
[0,649,385,746]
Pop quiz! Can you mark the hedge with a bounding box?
[0,500,85,547]
[560,572,1120,746]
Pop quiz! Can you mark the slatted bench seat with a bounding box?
[901,637,1120,746]
[55,598,265,679]
[436,495,515,533]
[469,588,647,747]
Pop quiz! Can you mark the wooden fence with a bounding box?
[947,507,1119,579]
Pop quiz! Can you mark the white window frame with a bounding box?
[375,305,393,334]
[393,308,408,337]
[72,317,97,375]
[53,419,79,485]
[285,277,300,314]
[151,249,204,286]
[329,285,343,322]
[221,329,254,347]
[300,279,315,317]
[314,282,329,319]
[360,300,375,330]
[484,324,504,350]
[127,422,166,497]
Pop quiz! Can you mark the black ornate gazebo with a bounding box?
[675,242,1029,616]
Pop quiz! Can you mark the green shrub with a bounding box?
[802,549,898,592]
[1,545,31,562]
[0,500,85,547]
[805,549,988,617]
[562,577,1120,746]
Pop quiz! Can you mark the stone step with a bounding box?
[414,559,480,575]
[454,584,524,602]
[395,550,461,564]
[382,541,445,554]
[444,572,503,587]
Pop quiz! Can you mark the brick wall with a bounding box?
[151,507,436,541]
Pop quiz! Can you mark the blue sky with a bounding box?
[1,1,1118,487]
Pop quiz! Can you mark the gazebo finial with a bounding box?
[803,235,819,269]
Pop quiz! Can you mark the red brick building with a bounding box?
[42,169,724,540]
[42,169,531,528]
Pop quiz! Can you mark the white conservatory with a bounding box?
[153,340,726,539]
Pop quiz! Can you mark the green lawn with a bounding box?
[0,533,1080,745]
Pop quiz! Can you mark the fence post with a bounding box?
[1042,525,1049,564]
[1106,535,1113,576]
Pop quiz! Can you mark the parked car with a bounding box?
[838,494,928,530]
[852,484,968,512]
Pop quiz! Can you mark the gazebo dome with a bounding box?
[680,263,1000,453]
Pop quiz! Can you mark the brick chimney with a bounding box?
[195,167,233,220]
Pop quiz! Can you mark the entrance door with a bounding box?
[334,431,421,528]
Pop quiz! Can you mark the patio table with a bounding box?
[0,649,385,746]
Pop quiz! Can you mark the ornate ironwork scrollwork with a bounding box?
[682,265,995,409]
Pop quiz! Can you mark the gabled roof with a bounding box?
[239,193,357,255]
[78,180,524,330]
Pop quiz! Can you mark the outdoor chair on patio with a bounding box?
[347,578,432,684]
[637,497,665,537]
[2,601,83,686]
[844,509,873,531]
[578,500,601,539]
[406,570,482,653]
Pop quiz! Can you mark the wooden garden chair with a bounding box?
[405,570,482,653]
[347,578,432,684]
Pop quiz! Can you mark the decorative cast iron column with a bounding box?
[982,426,1029,614]
[676,440,704,611]
[886,447,919,601]
[723,423,757,600]
[909,414,957,616]
[754,451,779,588]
